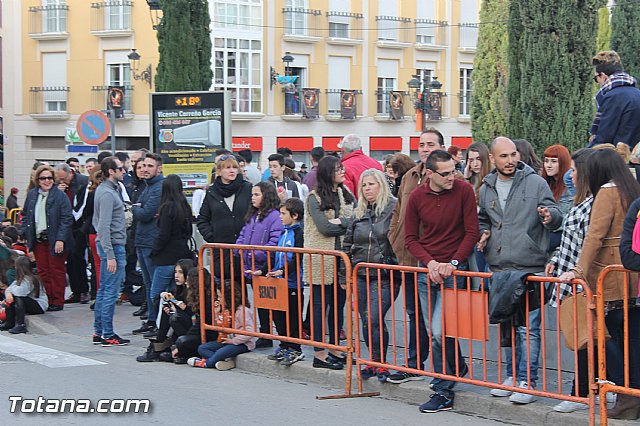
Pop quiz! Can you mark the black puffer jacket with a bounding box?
[196,180,252,278]
[343,199,397,275]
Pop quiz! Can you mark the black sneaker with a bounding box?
[142,329,158,339]
[136,344,160,362]
[92,334,102,345]
[361,365,377,379]
[255,338,273,348]
[132,322,155,334]
[101,334,130,346]
[9,324,27,334]
[387,371,424,384]
[267,347,288,361]
[280,350,305,366]
[419,393,454,413]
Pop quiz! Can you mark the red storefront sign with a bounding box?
[370,136,402,151]
[232,137,263,152]
[277,137,314,151]
[322,137,342,151]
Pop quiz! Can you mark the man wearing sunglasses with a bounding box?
[404,149,479,413]
[589,50,640,149]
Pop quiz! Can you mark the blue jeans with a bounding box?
[400,273,429,369]
[93,243,126,338]
[357,275,392,363]
[198,341,250,368]
[136,247,156,317]
[503,308,541,386]
[149,264,176,324]
[418,267,468,398]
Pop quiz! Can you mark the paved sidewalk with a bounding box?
[23,302,634,426]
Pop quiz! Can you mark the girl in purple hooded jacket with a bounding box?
[236,182,283,343]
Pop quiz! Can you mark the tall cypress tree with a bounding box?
[155,0,212,92]
[596,7,611,52]
[471,0,509,143]
[611,2,640,80]
[507,0,604,153]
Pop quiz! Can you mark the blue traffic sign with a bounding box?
[76,110,110,145]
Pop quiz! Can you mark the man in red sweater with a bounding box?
[338,134,383,197]
[404,149,479,414]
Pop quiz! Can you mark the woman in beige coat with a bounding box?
[304,156,355,370]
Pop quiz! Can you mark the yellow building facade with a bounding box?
[3,0,479,196]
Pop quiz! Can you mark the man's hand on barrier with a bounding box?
[266,270,283,277]
[427,260,444,285]
[477,230,490,252]
[437,262,456,279]
[545,263,555,277]
[246,269,261,276]
[558,271,575,283]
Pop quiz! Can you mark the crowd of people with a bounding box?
[1,49,640,419]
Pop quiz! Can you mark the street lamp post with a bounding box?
[407,74,443,131]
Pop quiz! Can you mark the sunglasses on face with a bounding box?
[432,169,456,178]
[593,73,602,83]
[113,166,125,171]
[38,176,54,181]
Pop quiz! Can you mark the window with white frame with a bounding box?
[42,52,67,112]
[327,56,351,113]
[415,68,434,92]
[104,0,131,31]
[459,67,473,116]
[459,0,479,48]
[42,0,66,33]
[104,51,131,105]
[377,59,398,114]
[377,0,398,40]
[284,0,306,35]
[214,38,262,113]
[214,0,262,30]
[416,0,437,44]
[328,0,350,38]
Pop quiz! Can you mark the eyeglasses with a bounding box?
[117,167,125,171]
[432,169,456,178]
[592,73,601,83]
[334,166,345,173]
[219,154,236,161]
[38,176,54,181]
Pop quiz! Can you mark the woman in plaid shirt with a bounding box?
[545,148,595,413]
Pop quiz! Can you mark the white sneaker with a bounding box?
[509,381,538,404]
[491,376,514,397]
[215,359,236,370]
[595,392,617,410]
[553,400,589,413]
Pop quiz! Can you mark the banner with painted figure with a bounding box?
[340,90,357,120]
[389,91,404,120]
[302,88,320,119]
[108,86,125,118]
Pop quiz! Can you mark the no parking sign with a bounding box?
[76,110,110,145]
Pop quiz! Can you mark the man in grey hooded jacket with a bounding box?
[477,137,561,405]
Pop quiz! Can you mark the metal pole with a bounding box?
[422,87,428,131]
[109,109,116,155]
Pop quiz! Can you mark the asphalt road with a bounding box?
[0,305,510,426]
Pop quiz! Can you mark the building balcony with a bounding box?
[91,85,134,117]
[458,23,479,52]
[28,5,69,40]
[325,89,362,120]
[414,19,447,50]
[325,11,363,45]
[375,16,412,47]
[90,1,133,37]
[282,8,322,42]
[374,90,412,121]
[29,87,70,120]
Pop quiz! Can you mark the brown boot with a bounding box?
[608,394,640,420]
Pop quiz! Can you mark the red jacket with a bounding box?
[341,150,383,198]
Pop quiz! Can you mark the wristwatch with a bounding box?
[450,260,459,268]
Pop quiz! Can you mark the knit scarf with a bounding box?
[212,174,244,198]
[590,72,637,137]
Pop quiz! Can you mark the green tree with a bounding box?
[611,1,640,79]
[155,0,212,92]
[596,7,611,52]
[507,0,604,153]
[471,0,509,143]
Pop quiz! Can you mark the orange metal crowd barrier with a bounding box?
[596,265,640,425]
[352,263,596,425]
[197,243,357,398]
[8,208,21,224]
